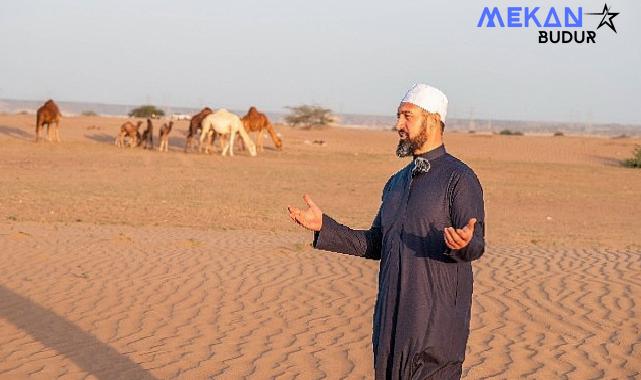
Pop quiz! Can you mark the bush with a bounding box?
[499,129,523,136]
[284,105,335,128]
[129,105,165,118]
[553,131,564,136]
[81,110,97,116]
[622,146,641,168]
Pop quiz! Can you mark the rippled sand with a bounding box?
[1,114,640,378]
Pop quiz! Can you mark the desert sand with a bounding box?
[1,114,640,379]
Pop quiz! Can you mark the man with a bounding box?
[287,83,485,379]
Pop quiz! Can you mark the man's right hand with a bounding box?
[287,194,323,232]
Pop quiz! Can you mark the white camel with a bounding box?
[199,109,257,156]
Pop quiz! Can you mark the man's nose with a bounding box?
[395,119,404,131]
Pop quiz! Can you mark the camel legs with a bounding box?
[35,123,41,142]
[54,121,61,142]
[159,137,169,152]
[117,132,126,148]
[237,135,245,151]
[257,129,265,152]
[207,132,215,154]
[199,128,210,154]
[220,134,230,156]
[228,131,238,156]
[46,123,52,142]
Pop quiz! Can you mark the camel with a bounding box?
[158,121,173,152]
[184,107,213,152]
[141,119,154,149]
[115,120,143,148]
[35,99,62,142]
[199,109,257,156]
[240,106,283,151]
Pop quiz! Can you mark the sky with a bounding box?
[1,0,639,124]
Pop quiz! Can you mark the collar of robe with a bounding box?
[411,144,446,176]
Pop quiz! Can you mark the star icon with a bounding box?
[586,3,620,33]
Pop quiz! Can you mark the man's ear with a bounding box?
[429,113,441,133]
[433,113,444,134]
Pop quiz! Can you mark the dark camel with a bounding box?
[35,99,62,142]
[141,119,154,149]
[184,107,213,152]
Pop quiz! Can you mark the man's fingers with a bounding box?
[444,229,457,248]
[287,206,303,223]
[303,194,318,210]
[287,206,300,216]
[447,227,466,246]
[466,218,477,230]
[456,228,472,241]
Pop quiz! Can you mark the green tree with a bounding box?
[284,105,335,128]
[128,105,165,118]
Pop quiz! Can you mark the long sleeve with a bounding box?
[312,209,383,260]
[447,171,486,262]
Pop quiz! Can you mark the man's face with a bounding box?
[395,102,429,157]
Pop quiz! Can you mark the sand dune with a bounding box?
[0,114,640,378]
[1,224,639,379]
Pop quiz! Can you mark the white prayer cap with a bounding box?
[400,83,448,122]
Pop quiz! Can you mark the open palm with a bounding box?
[287,194,323,232]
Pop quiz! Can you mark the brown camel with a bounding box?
[240,106,282,152]
[35,99,62,142]
[141,119,154,149]
[115,120,143,148]
[184,107,213,152]
[158,121,173,152]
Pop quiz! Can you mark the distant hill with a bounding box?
[1,98,639,137]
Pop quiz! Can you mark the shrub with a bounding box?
[499,129,523,136]
[622,146,641,168]
[82,110,97,116]
[553,131,564,136]
[129,105,165,118]
[284,105,335,128]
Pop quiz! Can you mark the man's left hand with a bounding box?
[444,218,477,250]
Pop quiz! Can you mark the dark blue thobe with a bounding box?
[313,145,485,380]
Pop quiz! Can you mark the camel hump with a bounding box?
[37,99,61,119]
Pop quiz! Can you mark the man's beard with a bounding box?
[396,122,428,157]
